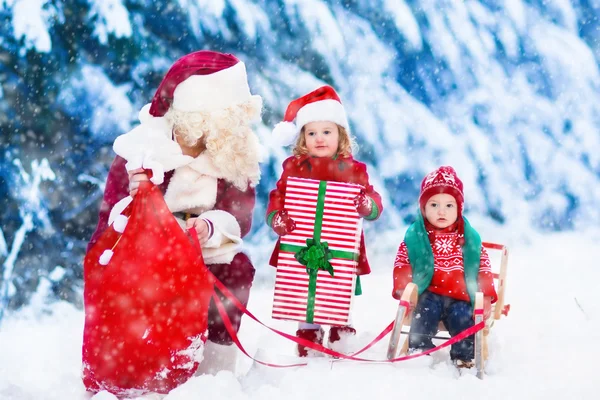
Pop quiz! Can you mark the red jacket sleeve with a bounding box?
[213,180,256,238]
[266,157,295,220]
[352,161,383,220]
[392,241,413,299]
[477,247,498,303]
[87,156,130,252]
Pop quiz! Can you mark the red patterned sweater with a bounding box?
[393,230,497,302]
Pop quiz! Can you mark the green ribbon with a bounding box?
[278,181,359,322]
[295,238,335,277]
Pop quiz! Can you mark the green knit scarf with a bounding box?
[404,212,482,305]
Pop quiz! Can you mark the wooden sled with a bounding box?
[386,242,510,379]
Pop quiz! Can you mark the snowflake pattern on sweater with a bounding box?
[393,231,497,302]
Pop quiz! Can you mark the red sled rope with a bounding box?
[211,278,484,365]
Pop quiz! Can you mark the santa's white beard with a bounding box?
[164,104,261,190]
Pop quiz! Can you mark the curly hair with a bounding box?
[165,96,262,189]
[292,125,357,157]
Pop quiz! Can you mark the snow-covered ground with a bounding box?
[0,230,597,400]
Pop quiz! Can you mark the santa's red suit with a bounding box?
[87,51,262,375]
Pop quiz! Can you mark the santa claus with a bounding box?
[87,50,262,374]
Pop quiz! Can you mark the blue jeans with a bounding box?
[408,290,475,360]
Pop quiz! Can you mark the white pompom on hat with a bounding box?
[272,85,349,146]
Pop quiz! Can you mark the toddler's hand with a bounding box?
[353,191,373,217]
[187,218,210,245]
[128,168,150,197]
[272,210,296,236]
[393,288,404,300]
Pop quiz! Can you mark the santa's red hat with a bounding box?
[138,50,260,122]
[272,85,349,145]
[114,50,262,181]
[419,166,466,240]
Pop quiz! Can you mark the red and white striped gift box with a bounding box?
[271,177,363,326]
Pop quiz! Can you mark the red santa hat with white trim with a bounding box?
[139,50,261,122]
[272,85,350,146]
[114,50,262,177]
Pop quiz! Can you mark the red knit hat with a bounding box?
[272,85,349,145]
[419,166,465,239]
[139,50,259,121]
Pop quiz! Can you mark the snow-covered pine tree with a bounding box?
[1,0,600,315]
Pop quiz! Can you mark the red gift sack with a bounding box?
[82,181,214,396]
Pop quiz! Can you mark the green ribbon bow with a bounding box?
[295,238,335,277]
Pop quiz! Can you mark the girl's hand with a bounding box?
[272,210,296,236]
[353,191,373,217]
[128,168,150,196]
[186,218,211,245]
[484,296,492,320]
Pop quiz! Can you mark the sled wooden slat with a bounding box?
[474,293,484,379]
[386,283,418,360]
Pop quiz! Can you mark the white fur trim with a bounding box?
[113,117,193,172]
[199,209,242,264]
[202,230,225,249]
[138,103,153,123]
[113,215,128,233]
[124,157,143,171]
[173,62,255,112]
[203,247,240,264]
[108,196,133,226]
[123,154,165,184]
[200,210,242,244]
[295,99,349,132]
[99,250,114,265]
[142,156,165,185]
[272,121,298,147]
[172,213,240,264]
[163,154,220,213]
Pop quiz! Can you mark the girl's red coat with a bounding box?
[267,155,383,275]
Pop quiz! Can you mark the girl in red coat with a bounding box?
[267,85,383,356]
[392,166,497,368]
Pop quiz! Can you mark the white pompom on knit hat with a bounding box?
[272,85,350,146]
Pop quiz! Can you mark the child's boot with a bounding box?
[328,325,356,353]
[453,359,474,369]
[296,327,325,357]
